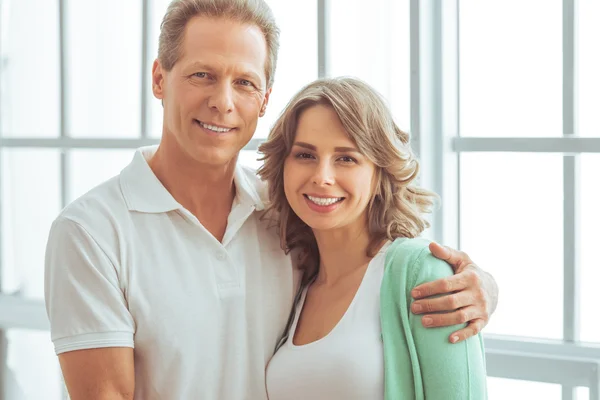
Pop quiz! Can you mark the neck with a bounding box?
[313,221,379,286]
[148,138,237,219]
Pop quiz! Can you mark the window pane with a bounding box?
[1,150,61,299]
[459,1,562,137]
[460,153,563,339]
[0,0,60,137]
[576,387,590,400]
[580,154,600,343]
[329,0,410,131]
[66,0,142,137]
[487,378,561,400]
[578,0,600,137]
[148,0,319,140]
[68,149,135,202]
[148,0,171,139]
[5,329,62,400]
[254,0,319,139]
[238,149,263,171]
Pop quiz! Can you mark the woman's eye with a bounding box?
[339,156,357,163]
[239,79,253,87]
[295,152,314,160]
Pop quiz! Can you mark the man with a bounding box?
[45,0,498,399]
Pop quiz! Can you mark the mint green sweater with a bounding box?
[380,238,488,399]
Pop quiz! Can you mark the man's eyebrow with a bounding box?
[185,62,262,82]
[237,70,262,82]
[186,62,215,72]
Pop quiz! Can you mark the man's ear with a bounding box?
[259,87,272,117]
[152,59,166,100]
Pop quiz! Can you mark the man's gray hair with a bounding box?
[158,0,280,89]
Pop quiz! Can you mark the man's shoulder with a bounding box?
[57,174,128,231]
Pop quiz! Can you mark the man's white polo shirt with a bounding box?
[45,146,299,400]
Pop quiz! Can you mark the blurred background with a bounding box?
[0,0,599,399]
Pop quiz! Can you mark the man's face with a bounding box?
[152,16,271,167]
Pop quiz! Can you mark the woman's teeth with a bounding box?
[306,195,343,206]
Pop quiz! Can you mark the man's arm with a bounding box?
[45,216,137,398]
[59,348,135,400]
[410,242,499,343]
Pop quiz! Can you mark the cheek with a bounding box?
[169,89,195,120]
[348,170,376,203]
[236,93,263,121]
[282,161,296,198]
[283,160,308,201]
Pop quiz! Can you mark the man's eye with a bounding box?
[193,72,207,78]
[239,79,254,87]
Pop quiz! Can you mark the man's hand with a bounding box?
[410,242,499,344]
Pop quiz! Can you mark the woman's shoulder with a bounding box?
[384,237,453,287]
[385,237,431,268]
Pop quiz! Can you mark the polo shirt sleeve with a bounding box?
[44,216,135,355]
[408,250,488,399]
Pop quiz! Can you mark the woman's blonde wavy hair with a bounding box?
[258,77,438,282]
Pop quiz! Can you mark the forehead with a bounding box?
[295,105,355,146]
[178,16,268,78]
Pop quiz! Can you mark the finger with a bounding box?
[428,242,452,261]
[411,291,473,314]
[448,318,486,344]
[428,242,472,271]
[419,306,482,328]
[412,271,473,299]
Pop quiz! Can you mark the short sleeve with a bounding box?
[44,217,135,355]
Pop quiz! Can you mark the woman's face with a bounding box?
[283,104,376,234]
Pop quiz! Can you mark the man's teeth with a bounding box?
[307,196,343,206]
[200,122,232,133]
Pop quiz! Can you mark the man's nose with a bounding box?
[208,83,234,114]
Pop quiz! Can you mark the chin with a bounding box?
[299,215,340,232]
[189,146,237,166]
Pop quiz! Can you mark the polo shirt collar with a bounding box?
[120,146,181,213]
[233,162,266,211]
[120,146,266,213]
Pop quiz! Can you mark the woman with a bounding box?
[258,77,487,399]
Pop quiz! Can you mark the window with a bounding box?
[487,378,561,400]
[580,154,600,343]
[66,0,143,138]
[459,0,563,137]
[328,0,410,131]
[0,0,61,139]
[460,153,564,339]
[577,0,600,137]
[445,0,600,397]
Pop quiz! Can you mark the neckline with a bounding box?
[288,247,388,348]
